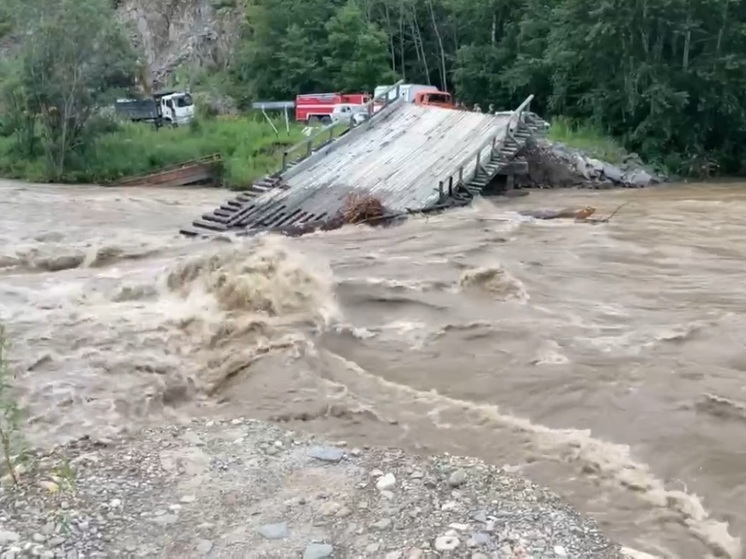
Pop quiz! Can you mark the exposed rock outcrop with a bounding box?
[116,0,244,88]
[0,1,246,89]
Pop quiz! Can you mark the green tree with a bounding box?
[14,0,137,178]
[0,60,38,159]
[324,1,398,91]
[542,0,746,173]
[233,0,341,100]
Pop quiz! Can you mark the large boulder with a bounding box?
[622,168,656,188]
[601,163,624,183]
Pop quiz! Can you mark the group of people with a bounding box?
[454,101,496,113]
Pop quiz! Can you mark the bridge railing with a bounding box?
[434,94,535,200]
[280,80,406,173]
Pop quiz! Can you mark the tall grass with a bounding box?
[0,324,21,486]
[548,116,627,164]
[0,115,306,189]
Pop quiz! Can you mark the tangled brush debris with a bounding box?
[276,193,390,237]
[342,193,386,225]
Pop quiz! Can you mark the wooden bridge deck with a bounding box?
[271,105,512,215]
[181,96,542,236]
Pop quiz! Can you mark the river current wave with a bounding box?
[1,180,745,558]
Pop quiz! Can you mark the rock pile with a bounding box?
[516,140,666,190]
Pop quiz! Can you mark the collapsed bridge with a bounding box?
[180,83,547,237]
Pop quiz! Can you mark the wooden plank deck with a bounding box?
[180,102,532,236]
[233,106,512,223]
[280,104,512,212]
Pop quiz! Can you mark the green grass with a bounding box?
[0,115,306,189]
[0,323,23,486]
[548,116,627,164]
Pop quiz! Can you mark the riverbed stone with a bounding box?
[0,531,20,545]
[196,539,214,554]
[309,446,344,463]
[258,522,288,540]
[435,535,460,551]
[371,518,393,531]
[376,473,396,490]
[303,542,334,559]
[448,469,467,487]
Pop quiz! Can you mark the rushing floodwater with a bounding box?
[1,179,745,558]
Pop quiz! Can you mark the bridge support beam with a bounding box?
[496,160,529,176]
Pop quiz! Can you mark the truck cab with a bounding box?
[374,84,438,104]
[155,91,194,126]
[414,91,454,109]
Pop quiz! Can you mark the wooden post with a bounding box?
[282,151,288,172]
[306,140,312,158]
[329,126,334,142]
[448,176,453,196]
[438,181,444,202]
[476,151,481,173]
[262,108,279,136]
[458,167,464,185]
[506,174,515,191]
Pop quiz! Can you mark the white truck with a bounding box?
[374,83,439,105]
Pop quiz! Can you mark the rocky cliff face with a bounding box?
[1,1,244,90]
[116,0,244,88]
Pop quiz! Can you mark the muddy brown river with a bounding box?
[1,180,744,558]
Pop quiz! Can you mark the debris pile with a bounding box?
[275,192,391,237]
[515,139,666,190]
[342,193,386,225]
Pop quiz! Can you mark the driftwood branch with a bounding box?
[583,201,631,224]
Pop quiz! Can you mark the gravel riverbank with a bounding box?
[0,419,630,558]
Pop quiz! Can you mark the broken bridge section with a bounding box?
[180,93,546,237]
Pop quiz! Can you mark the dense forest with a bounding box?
[1,0,746,178]
[232,0,746,176]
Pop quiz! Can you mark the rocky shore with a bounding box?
[0,419,629,558]
[515,139,667,191]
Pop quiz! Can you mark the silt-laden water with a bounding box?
[1,180,744,558]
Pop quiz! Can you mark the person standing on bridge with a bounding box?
[473,103,482,112]
[488,103,495,114]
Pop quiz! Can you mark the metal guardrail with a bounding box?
[434,94,535,199]
[280,80,406,172]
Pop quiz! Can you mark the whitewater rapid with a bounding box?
[1,180,744,558]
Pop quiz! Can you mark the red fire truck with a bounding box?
[295,92,371,124]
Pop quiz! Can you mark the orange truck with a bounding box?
[413,90,455,109]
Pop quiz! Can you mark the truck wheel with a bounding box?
[320,115,332,124]
[308,116,320,125]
